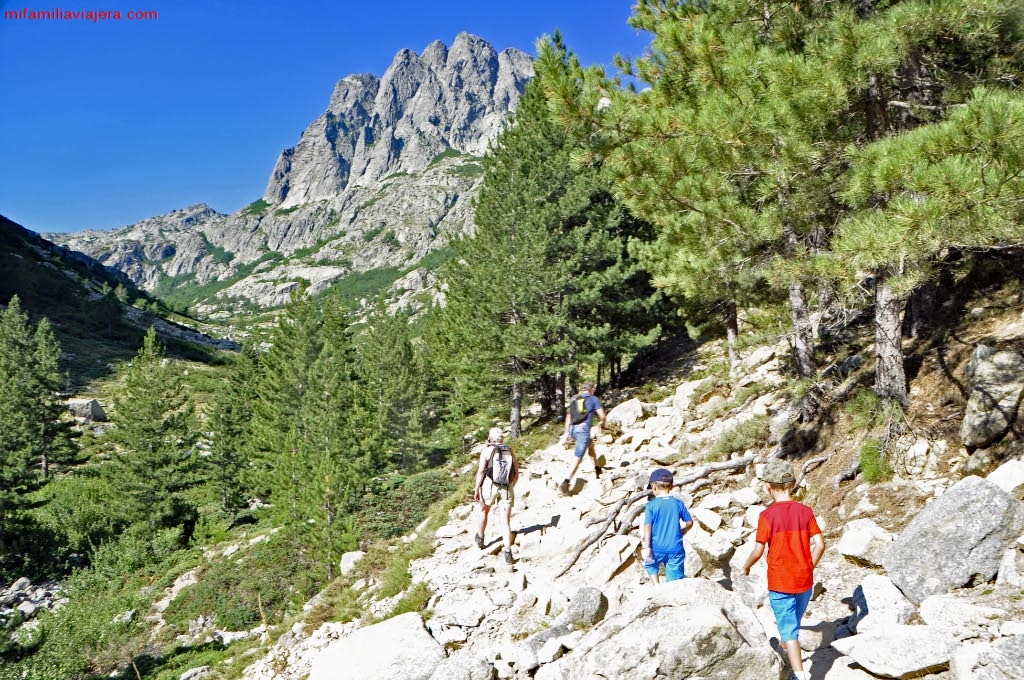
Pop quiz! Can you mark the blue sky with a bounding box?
[0,0,650,233]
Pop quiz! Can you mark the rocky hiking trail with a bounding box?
[232,338,1024,680]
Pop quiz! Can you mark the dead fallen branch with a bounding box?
[558,491,647,578]
[796,453,832,487]
[675,454,755,486]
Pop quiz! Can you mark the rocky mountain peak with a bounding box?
[263,33,533,206]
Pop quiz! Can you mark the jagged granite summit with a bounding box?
[49,33,533,317]
[265,33,532,207]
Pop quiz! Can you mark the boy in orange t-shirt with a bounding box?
[741,459,825,680]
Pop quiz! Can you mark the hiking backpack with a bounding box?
[568,394,589,425]
[486,444,515,487]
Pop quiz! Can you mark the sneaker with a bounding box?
[503,548,514,564]
[474,534,484,549]
[559,479,570,494]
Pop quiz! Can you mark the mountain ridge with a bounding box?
[47,33,533,320]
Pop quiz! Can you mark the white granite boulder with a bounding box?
[830,625,959,679]
[883,476,1024,603]
[308,612,444,680]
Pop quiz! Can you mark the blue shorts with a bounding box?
[768,588,812,642]
[644,551,685,581]
[570,423,592,458]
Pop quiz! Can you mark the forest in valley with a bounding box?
[2,1,1024,677]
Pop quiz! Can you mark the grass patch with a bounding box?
[859,439,893,483]
[383,581,432,621]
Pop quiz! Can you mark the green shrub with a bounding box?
[859,439,893,483]
[710,415,769,459]
[845,388,883,431]
[162,534,311,632]
[36,472,134,555]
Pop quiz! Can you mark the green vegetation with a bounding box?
[242,199,269,216]
[198,233,234,265]
[859,439,893,484]
[428,148,464,166]
[845,388,884,431]
[709,416,769,460]
[451,162,483,179]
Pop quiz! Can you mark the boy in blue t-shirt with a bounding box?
[641,468,693,583]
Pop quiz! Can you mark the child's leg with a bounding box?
[663,553,685,582]
[644,554,662,584]
[768,590,810,674]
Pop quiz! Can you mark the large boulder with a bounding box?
[837,518,894,567]
[534,579,778,680]
[606,398,645,431]
[308,612,444,680]
[66,398,107,421]
[960,346,1024,448]
[883,476,1024,603]
[830,625,959,679]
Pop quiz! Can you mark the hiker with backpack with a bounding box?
[473,427,519,564]
[740,459,825,680]
[558,381,607,494]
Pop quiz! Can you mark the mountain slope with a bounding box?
[1,214,235,386]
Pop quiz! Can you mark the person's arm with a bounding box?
[681,518,693,535]
[561,410,572,443]
[510,452,520,487]
[473,449,489,502]
[810,533,825,568]
[741,541,766,575]
[641,522,653,562]
[595,406,607,429]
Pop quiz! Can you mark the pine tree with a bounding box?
[106,327,199,530]
[432,37,668,435]
[0,296,71,552]
[207,344,261,513]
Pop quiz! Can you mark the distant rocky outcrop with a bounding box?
[47,34,533,318]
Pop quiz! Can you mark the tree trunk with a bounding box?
[874,272,908,405]
[789,280,816,377]
[555,371,566,415]
[725,301,740,369]
[510,380,523,438]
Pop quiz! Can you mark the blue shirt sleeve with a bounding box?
[677,498,692,522]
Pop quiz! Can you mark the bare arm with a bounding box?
[681,519,693,535]
[641,522,652,560]
[473,449,489,502]
[810,533,825,568]
[741,542,766,575]
[595,406,607,428]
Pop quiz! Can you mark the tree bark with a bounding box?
[874,271,908,405]
[510,379,523,438]
[725,301,740,369]
[789,280,816,377]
